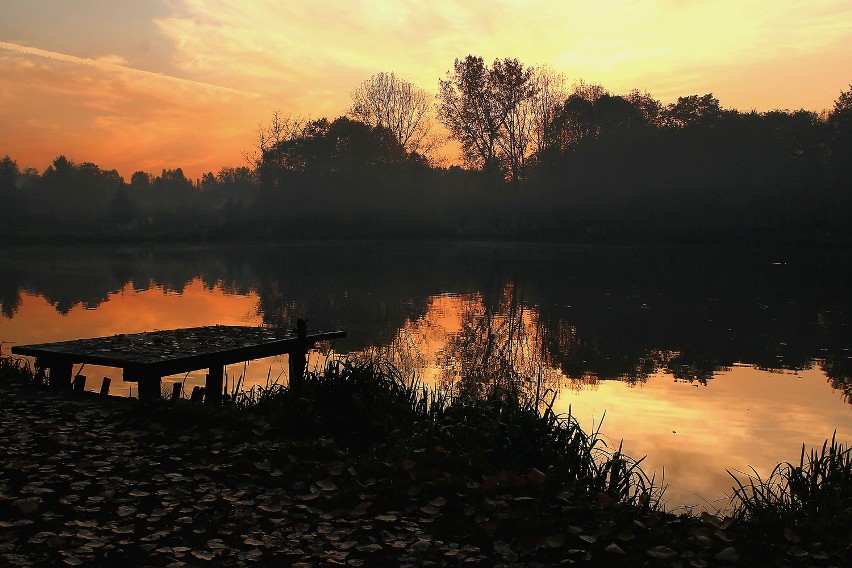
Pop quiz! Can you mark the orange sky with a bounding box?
[1,0,851,180]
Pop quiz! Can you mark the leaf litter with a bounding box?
[0,378,845,566]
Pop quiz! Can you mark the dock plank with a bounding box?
[11,325,347,401]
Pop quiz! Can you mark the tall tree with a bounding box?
[438,56,504,172]
[663,93,723,128]
[570,79,607,102]
[626,89,663,126]
[349,72,435,155]
[529,66,567,155]
[0,155,19,194]
[491,58,536,183]
[438,55,537,180]
[129,171,153,191]
[829,84,852,159]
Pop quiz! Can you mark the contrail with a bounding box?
[0,41,256,96]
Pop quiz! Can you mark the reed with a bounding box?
[728,432,852,537]
[236,354,663,508]
[0,354,35,384]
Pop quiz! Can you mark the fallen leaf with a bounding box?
[783,526,801,544]
[191,550,215,561]
[647,545,677,560]
[714,547,739,562]
[605,543,625,555]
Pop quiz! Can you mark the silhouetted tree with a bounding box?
[529,66,567,155]
[548,94,596,150]
[438,55,537,182]
[0,155,19,194]
[153,168,193,192]
[246,111,309,172]
[129,171,153,191]
[200,172,217,190]
[662,93,723,127]
[109,187,136,226]
[0,155,24,225]
[35,156,121,222]
[259,116,407,192]
[570,79,607,102]
[492,58,536,183]
[349,71,436,155]
[626,89,663,126]
[829,84,852,161]
[438,56,504,173]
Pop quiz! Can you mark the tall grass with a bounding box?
[728,432,852,536]
[0,354,35,384]
[238,355,663,509]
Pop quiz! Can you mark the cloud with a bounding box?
[2,0,850,176]
[150,0,852,108]
[0,41,254,95]
[0,44,270,179]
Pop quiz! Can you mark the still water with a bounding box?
[1,242,850,512]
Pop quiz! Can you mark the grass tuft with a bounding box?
[728,432,852,540]
[0,354,36,384]
[233,355,664,508]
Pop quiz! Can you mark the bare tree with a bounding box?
[571,78,608,102]
[243,111,308,168]
[529,65,567,155]
[349,72,435,156]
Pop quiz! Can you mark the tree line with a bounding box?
[2,55,851,243]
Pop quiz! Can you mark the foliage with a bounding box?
[3,66,852,244]
[0,354,35,384]
[237,356,663,509]
[437,55,539,182]
[244,358,421,448]
[728,433,852,542]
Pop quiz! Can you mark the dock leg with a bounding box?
[72,375,87,393]
[138,376,162,401]
[48,362,72,391]
[34,363,46,387]
[289,319,310,392]
[206,364,223,405]
[288,350,307,392]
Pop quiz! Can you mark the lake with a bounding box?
[1,242,849,512]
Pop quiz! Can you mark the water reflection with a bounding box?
[0,243,850,509]
[2,243,851,396]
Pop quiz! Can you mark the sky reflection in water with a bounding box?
[0,244,850,511]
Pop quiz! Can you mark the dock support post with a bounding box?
[34,364,46,388]
[190,386,205,402]
[48,361,72,390]
[100,377,111,396]
[72,374,86,393]
[206,364,223,405]
[138,376,162,401]
[288,319,309,392]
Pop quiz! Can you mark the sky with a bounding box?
[1,0,851,180]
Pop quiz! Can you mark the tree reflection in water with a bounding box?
[0,243,850,405]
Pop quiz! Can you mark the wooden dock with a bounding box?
[11,324,346,403]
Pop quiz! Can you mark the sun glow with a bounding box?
[1,0,850,178]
